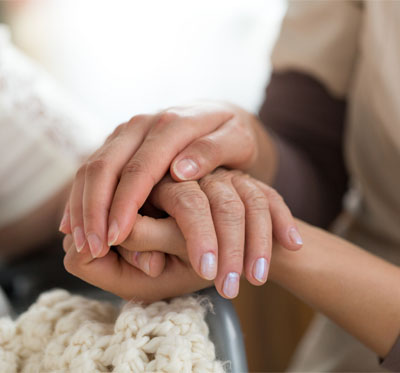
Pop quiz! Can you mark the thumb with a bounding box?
[170,135,223,181]
[170,120,255,181]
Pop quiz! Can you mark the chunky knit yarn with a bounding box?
[0,289,225,372]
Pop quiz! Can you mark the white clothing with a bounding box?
[0,25,98,227]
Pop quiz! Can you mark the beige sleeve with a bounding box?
[271,0,363,98]
[0,25,99,228]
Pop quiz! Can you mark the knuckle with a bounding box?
[218,198,245,217]
[194,138,221,163]
[230,172,247,185]
[225,248,244,266]
[85,159,108,176]
[126,114,147,129]
[122,157,147,176]
[228,169,244,178]
[75,165,87,179]
[122,157,156,186]
[199,173,215,190]
[243,188,269,212]
[108,122,125,138]
[211,167,229,178]
[153,111,180,130]
[114,115,147,136]
[200,169,231,189]
[173,188,209,213]
[213,195,244,222]
[252,226,272,248]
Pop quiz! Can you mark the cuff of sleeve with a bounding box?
[381,335,400,372]
[271,131,312,194]
[270,131,323,221]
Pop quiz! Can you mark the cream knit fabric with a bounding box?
[0,290,225,373]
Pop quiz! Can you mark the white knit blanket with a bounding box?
[0,290,225,372]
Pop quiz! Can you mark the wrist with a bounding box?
[269,221,321,287]
[244,115,278,185]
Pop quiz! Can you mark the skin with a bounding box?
[0,183,70,259]
[3,101,298,299]
[63,214,400,359]
[61,102,301,287]
[270,221,400,358]
[64,170,299,299]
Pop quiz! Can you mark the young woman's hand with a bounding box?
[63,169,302,299]
[59,102,277,259]
[62,220,210,303]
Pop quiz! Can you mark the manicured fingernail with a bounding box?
[87,233,103,258]
[289,227,303,245]
[173,158,199,180]
[253,258,268,282]
[73,227,86,253]
[289,227,303,246]
[107,220,119,246]
[59,211,68,232]
[223,272,240,298]
[200,252,217,280]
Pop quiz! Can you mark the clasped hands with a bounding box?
[60,102,303,302]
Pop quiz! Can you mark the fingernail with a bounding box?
[253,258,268,282]
[73,227,86,253]
[289,227,303,246]
[107,220,119,246]
[59,211,68,232]
[87,233,103,258]
[142,254,151,275]
[132,251,140,264]
[200,252,217,280]
[173,158,199,180]
[223,272,240,298]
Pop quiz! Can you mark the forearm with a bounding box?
[0,183,70,259]
[270,220,400,357]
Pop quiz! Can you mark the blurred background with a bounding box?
[1,0,286,143]
[0,1,314,371]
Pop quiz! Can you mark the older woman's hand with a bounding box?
[63,169,301,299]
[59,102,285,262]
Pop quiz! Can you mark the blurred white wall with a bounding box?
[6,0,285,142]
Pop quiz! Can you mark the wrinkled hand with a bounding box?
[63,169,301,300]
[59,102,275,262]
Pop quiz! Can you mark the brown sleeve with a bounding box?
[258,71,348,228]
[381,335,400,371]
